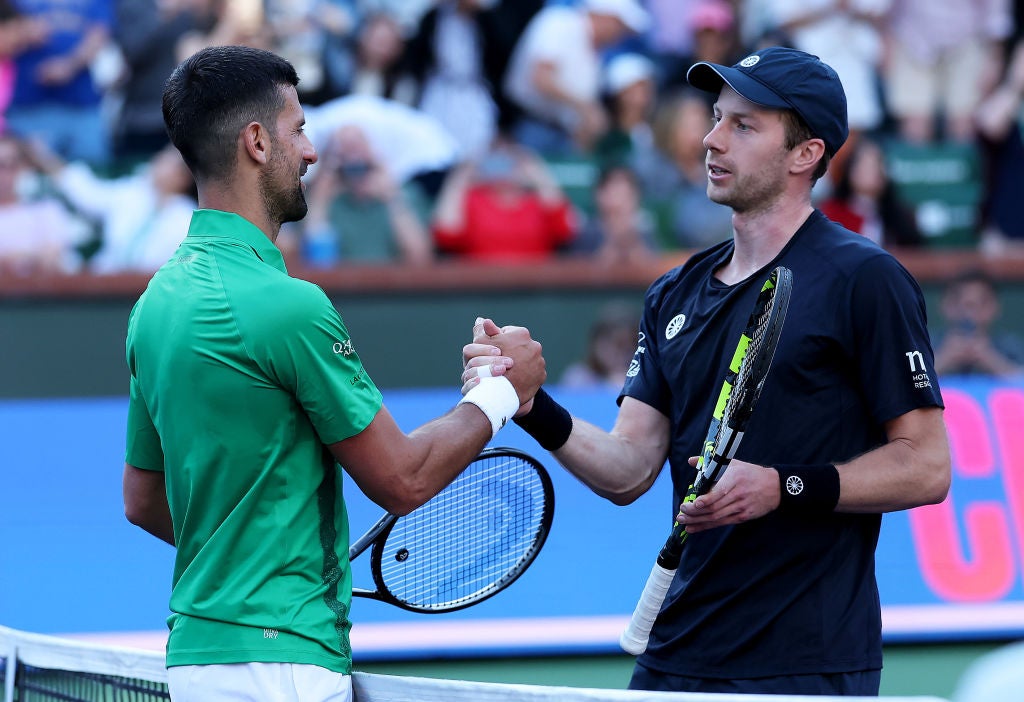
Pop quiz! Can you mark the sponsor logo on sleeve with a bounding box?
[905,350,932,389]
[626,332,646,378]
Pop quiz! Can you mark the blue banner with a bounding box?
[2,380,1022,658]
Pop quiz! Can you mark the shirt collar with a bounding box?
[185,209,288,274]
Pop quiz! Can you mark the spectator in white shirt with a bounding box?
[30,141,198,274]
[503,0,649,156]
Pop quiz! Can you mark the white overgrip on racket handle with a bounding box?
[620,562,675,655]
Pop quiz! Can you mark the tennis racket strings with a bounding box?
[374,451,552,610]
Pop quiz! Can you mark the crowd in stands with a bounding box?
[0,0,1023,276]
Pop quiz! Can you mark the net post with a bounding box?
[2,627,17,702]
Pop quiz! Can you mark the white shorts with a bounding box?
[167,662,352,702]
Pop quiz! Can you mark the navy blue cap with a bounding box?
[686,46,849,157]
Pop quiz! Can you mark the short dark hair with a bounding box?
[162,45,299,183]
[781,110,830,183]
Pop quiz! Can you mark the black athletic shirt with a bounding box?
[621,210,943,679]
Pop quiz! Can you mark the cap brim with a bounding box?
[686,62,790,110]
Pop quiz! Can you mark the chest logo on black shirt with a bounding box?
[666,314,686,339]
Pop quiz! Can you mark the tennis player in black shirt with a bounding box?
[462,47,951,696]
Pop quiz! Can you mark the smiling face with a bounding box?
[259,86,317,226]
[703,85,791,214]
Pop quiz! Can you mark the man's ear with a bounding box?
[242,121,269,165]
[791,138,826,177]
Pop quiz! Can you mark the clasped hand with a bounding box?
[461,317,545,415]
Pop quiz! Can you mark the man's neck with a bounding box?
[716,202,814,285]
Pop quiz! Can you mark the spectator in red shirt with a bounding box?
[432,138,576,262]
[819,136,923,249]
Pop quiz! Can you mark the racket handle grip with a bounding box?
[619,562,675,655]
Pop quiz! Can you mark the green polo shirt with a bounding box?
[125,209,382,673]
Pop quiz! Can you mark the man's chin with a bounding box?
[283,196,309,224]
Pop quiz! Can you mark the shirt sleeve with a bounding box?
[620,277,672,413]
[125,374,165,471]
[251,282,384,445]
[847,254,944,423]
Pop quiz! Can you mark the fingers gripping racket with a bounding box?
[349,447,554,613]
[620,265,793,655]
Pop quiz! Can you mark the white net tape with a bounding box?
[1,626,951,702]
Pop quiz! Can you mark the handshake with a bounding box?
[457,317,572,450]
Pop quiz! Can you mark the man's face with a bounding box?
[944,280,999,331]
[702,86,790,214]
[260,86,317,225]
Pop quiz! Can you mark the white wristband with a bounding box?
[458,376,520,438]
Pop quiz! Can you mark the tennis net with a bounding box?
[1,625,952,702]
[1,625,168,701]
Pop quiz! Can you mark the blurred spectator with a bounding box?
[6,0,114,167]
[932,269,1024,378]
[175,0,270,59]
[502,0,649,156]
[642,0,700,92]
[737,0,787,54]
[303,94,460,199]
[471,0,544,133]
[769,0,886,179]
[264,0,359,105]
[0,1,47,135]
[559,300,640,390]
[110,0,214,168]
[593,52,657,170]
[883,0,1012,144]
[976,38,1024,252]
[403,0,543,160]
[952,639,1024,702]
[29,139,197,274]
[688,0,741,70]
[301,123,433,266]
[432,137,577,262]
[819,136,923,248]
[570,164,658,265]
[638,89,733,249]
[357,0,432,37]
[404,0,498,160]
[0,133,84,274]
[332,11,416,104]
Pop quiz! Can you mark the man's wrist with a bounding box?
[772,464,840,513]
[513,387,573,451]
[458,376,520,438]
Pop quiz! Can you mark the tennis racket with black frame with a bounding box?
[349,446,554,613]
[620,265,793,655]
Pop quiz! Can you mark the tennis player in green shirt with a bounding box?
[122,45,545,702]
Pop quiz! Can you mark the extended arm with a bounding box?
[463,318,669,505]
[547,397,671,505]
[335,323,545,516]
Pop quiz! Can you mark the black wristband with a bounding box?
[773,464,840,514]
[513,387,573,451]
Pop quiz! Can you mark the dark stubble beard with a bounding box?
[708,154,788,215]
[260,145,308,226]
